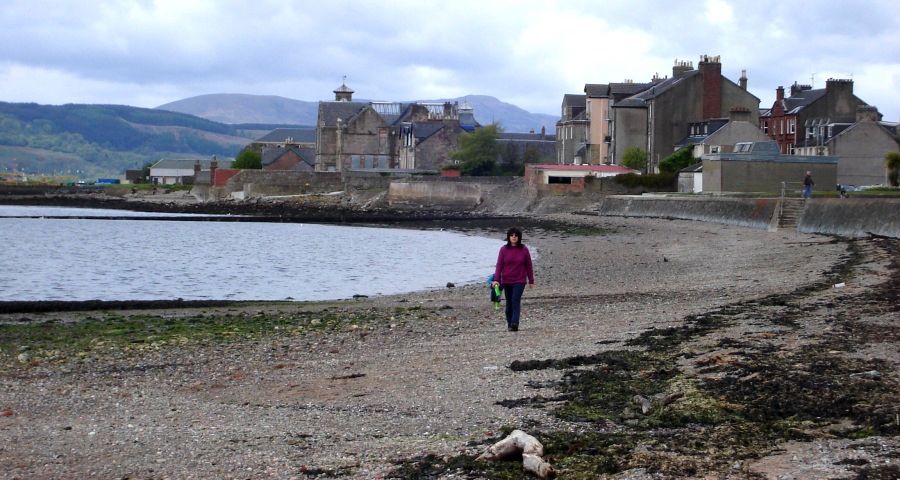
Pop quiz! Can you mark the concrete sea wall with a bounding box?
[590,195,899,238]
[594,196,780,230]
[799,198,900,238]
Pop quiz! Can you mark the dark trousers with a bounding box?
[503,283,526,326]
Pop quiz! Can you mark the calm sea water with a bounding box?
[0,205,501,302]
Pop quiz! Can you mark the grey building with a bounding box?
[701,141,837,193]
[675,108,771,158]
[795,106,899,186]
[612,55,759,172]
[497,130,556,170]
[555,94,587,164]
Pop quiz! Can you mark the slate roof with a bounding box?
[702,141,837,164]
[782,89,827,115]
[151,159,233,170]
[584,84,609,97]
[614,73,697,108]
[410,122,445,141]
[680,162,703,173]
[318,101,368,127]
[261,146,316,169]
[609,82,658,101]
[562,94,586,107]
[498,132,556,142]
[255,127,316,143]
[674,119,729,147]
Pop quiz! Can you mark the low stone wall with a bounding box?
[595,196,780,230]
[227,171,343,198]
[387,177,518,210]
[387,181,485,209]
[799,198,900,238]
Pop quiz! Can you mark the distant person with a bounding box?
[803,171,814,199]
[491,227,535,332]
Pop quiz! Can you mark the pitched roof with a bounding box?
[562,94,586,107]
[498,132,556,142]
[261,146,315,168]
[151,158,232,169]
[614,73,697,108]
[255,127,316,143]
[783,88,827,114]
[584,84,609,97]
[318,101,368,127]
[411,122,445,141]
[609,82,658,99]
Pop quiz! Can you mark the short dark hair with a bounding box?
[505,227,524,247]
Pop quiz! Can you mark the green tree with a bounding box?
[621,147,648,171]
[232,149,262,169]
[659,147,696,173]
[886,151,900,187]
[452,124,500,176]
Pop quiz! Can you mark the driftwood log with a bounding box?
[476,429,555,478]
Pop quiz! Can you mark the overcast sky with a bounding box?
[1,0,898,121]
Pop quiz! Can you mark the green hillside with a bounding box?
[0,102,254,178]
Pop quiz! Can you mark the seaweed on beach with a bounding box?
[391,238,900,479]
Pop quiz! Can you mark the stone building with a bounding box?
[582,81,659,165]
[675,108,771,158]
[555,94,588,164]
[760,79,871,155]
[496,129,556,170]
[611,55,759,172]
[794,106,899,186]
[315,82,477,172]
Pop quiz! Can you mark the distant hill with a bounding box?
[158,93,559,134]
[0,102,254,178]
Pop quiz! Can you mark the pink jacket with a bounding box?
[494,244,534,285]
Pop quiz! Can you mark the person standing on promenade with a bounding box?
[491,227,535,332]
[803,171,814,199]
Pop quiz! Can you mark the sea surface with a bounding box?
[0,205,501,302]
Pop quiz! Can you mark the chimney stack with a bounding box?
[210,155,218,185]
[672,59,693,78]
[790,81,812,97]
[776,86,785,101]
[699,54,722,119]
[739,69,747,90]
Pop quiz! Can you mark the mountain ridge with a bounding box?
[157,93,559,134]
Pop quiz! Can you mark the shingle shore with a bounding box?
[1,213,891,479]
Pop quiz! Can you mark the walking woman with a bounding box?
[491,227,535,331]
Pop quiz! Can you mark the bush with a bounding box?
[659,147,695,174]
[614,172,677,190]
[232,150,262,169]
[621,147,648,171]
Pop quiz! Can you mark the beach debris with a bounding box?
[476,429,554,478]
[833,282,846,288]
[633,392,684,415]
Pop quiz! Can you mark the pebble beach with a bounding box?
[1,211,898,479]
